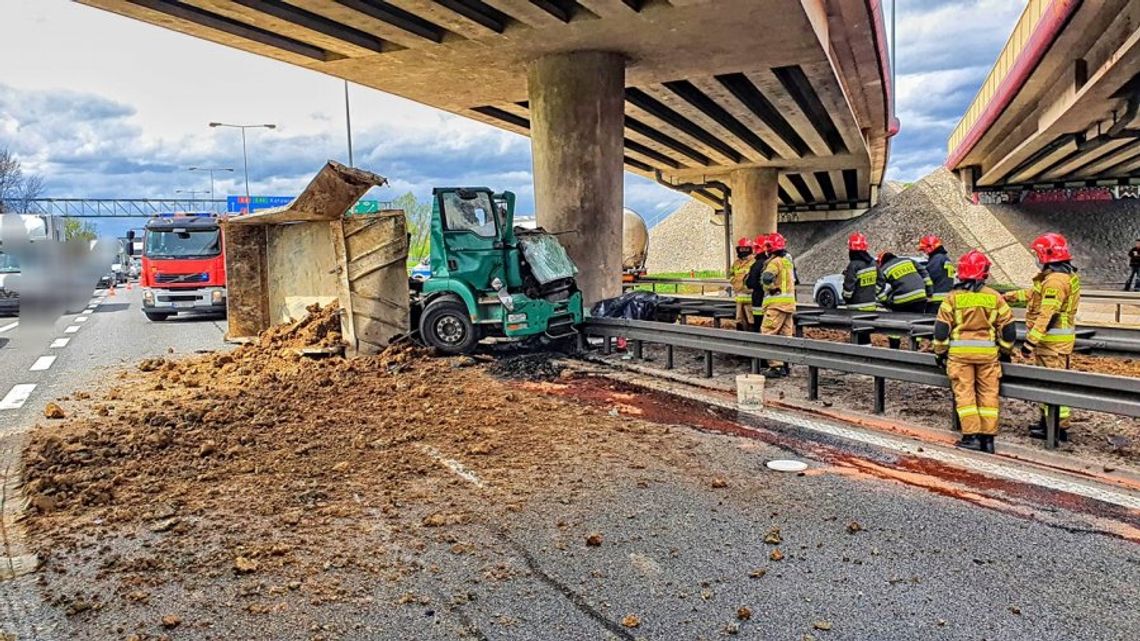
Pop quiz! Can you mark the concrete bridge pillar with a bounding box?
[528,50,625,304]
[731,167,779,242]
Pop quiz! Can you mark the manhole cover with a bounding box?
[766,459,808,473]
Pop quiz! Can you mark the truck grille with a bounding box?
[158,294,200,303]
[155,272,209,284]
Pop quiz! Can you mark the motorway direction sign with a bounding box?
[227,196,381,215]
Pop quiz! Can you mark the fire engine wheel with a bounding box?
[144,311,172,322]
[420,299,477,355]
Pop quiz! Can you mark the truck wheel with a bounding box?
[144,311,172,322]
[419,299,477,355]
[816,287,838,309]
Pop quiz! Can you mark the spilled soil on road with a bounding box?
[20,304,688,640]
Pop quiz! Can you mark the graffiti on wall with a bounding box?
[973,185,1137,205]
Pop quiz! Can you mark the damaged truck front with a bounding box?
[223,163,583,356]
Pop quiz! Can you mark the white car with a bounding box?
[812,255,928,309]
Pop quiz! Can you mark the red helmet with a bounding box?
[736,237,753,248]
[918,235,942,254]
[848,232,868,251]
[766,232,787,252]
[753,234,767,253]
[956,249,991,281]
[1030,232,1072,263]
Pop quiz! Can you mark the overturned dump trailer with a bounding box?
[223,161,409,355]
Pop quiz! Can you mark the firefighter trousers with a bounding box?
[947,360,1001,436]
[1035,349,1072,427]
[760,308,795,367]
[734,301,753,330]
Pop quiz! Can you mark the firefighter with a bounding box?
[932,250,1015,454]
[745,234,770,332]
[876,251,932,312]
[758,232,796,378]
[1003,232,1081,441]
[730,237,756,330]
[841,232,878,311]
[919,234,955,313]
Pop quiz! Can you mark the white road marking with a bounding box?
[417,444,485,488]
[29,356,56,372]
[75,317,88,323]
[63,326,80,334]
[0,322,17,334]
[0,384,36,410]
[49,338,70,348]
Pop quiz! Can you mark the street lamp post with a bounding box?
[176,189,209,201]
[188,166,234,198]
[208,122,277,205]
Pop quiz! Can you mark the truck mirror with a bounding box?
[126,230,135,240]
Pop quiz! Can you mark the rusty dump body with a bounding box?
[222,161,410,355]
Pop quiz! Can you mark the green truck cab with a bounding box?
[412,187,583,354]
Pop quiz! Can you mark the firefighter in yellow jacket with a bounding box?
[759,232,796,378]
[729,237,756,330]
[932,250,1015,454]
[1003,232,1081,441]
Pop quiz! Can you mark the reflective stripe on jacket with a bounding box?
[842,258,878,309]
[730,256,755,301]
[932,286,1015,363]
[877,257,929,306]
[1004,268,1080,354]
[761,255,796,312]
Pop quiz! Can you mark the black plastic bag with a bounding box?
[591,292,676,322]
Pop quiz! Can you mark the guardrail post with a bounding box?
[808,366,819,400]
[633,339,643,360]
[704,350,713,378]
[873,377,885,414]
[1045,404,1060,450]
[665,344,674,369]
[577,331,586,353]
[888,336,902,350]
[603,336,612,355]
[751,359,761,374]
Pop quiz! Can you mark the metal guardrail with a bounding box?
[583,318,1140,449]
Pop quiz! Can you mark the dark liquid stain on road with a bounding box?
[524,374,1140,543]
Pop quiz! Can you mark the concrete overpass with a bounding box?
[948,0,1140,194]
[77,0,895,301]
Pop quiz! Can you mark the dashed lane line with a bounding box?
[63,326,79,334]
[0,385,36,411]
[49,338,70,348]
[29,356,56,372]
[75,316,88,323]
[0,322,16,334]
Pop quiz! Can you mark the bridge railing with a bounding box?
[946,0,1053,161]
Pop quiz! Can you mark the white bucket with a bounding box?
[736,374,766,409]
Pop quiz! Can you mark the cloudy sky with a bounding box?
[0,0,1025,235]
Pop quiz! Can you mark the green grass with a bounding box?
[631,270,728,294]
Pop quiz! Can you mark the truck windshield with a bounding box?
[144,229,221,259]
[0,251,18,273]
[441,191,497,237]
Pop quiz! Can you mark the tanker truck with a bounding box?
[622,207,648,282]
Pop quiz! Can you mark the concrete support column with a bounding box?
[730,167,779,242]
[528,50,625,304]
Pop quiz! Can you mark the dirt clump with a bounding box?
[486,351,567,381]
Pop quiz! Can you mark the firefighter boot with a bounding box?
[762,367,787,379]
[981,435,995,454]
[955,434,986,452]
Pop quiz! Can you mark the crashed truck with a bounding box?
[223,161,584,355]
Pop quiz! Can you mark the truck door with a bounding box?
[437,190,503,292]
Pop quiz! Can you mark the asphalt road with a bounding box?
[1,290,1138,640]
[0,285,227,639]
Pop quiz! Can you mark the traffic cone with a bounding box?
[108,284,116,297]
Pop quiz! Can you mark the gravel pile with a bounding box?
[646,199,834,275]
[794,169,974,282]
